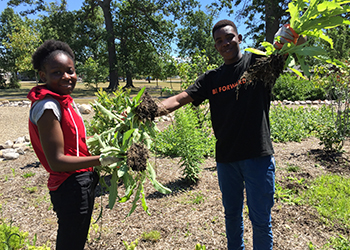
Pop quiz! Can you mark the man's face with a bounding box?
[214,25,242,65]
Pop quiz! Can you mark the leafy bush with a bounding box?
[314,63,350,152]
[273,73,326,101]
[78,57,109,90]
[86,87,130,137]
[86,87,171,217]
[0,219,28,250]
[269,105,332,142]
[0,218,50,250]
[154,105,215,182]
[0,75,6,89]
[9,77,21,89]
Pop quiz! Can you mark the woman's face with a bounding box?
[39,53,77,96]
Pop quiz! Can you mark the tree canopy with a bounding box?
[0,0,349,90]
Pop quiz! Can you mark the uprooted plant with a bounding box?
[243,0,350,84]
[86,87,171,217]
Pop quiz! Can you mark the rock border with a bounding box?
[0,98,335,162]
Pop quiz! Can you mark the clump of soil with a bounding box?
[135,92,159,121]
[241,53,285,87]
[127,142,149,172]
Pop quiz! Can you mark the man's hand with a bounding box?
[273,24,300,50]
[99,156,122,166]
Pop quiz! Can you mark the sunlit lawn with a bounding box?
[0,79,183,103]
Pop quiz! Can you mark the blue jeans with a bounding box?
[217,155,275,250]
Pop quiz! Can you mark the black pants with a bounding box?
[50,171,99,250]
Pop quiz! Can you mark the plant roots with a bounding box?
[241,54,285,88]
[127,143,149,172]
[135,92,159,121]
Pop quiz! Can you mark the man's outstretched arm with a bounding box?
[157,91,194,116]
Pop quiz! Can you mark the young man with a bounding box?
[158,20,300,249]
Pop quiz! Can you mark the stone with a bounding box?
[3,140,13,149]
[79,104,92,114]
[25,135,31,142]
[13,143,29,149]
[3,152,19,160]
[15,136,26,144]
[15,148,25,155]
[1,148,16,154]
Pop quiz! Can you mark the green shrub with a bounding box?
[273,73,326,101]
[0,219,28,250]
[314,64,350,153]
[86,87,131,138]
[123,239,138,250]
[269,105,329,142]
[154,105,215,182]
[141,230,161,242]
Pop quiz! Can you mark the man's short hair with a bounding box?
[212,20,238,38]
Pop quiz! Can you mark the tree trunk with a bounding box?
[123,71,135,88]
[99,0,119,90]
[265,0,280,43]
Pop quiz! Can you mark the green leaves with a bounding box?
[147,162,171,194]
[289,0,350,46]
[86,87,171,217]
[245,0,350,78]
[108,171,119,209]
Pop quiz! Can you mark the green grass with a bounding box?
[286,163,301,172]
[141,230,161,242]
[276,172,350,233]
[324,235,350,249]
[22,172,35,178]
[301,174,350,231]
[0,79,183,102]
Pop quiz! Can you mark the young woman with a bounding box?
[27,40,118,249]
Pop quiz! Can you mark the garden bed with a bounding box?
[0,106,349,249]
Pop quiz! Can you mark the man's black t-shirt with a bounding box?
[185,53,274,163]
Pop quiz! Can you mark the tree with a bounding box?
[176,9,222,65]
[209,0,290,46]
[3,18,42,81]
[0,8,26,87]
[79,57,109,89]
[6,0,119,90]
[38,2,81,50]
[112,0,198,88]
[37,2,108,82]
[322,25,350,61]
[6,0,200,91]
[81,0,119,90]
[164,56,178,88]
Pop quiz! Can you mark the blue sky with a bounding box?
[0,0,251,47]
